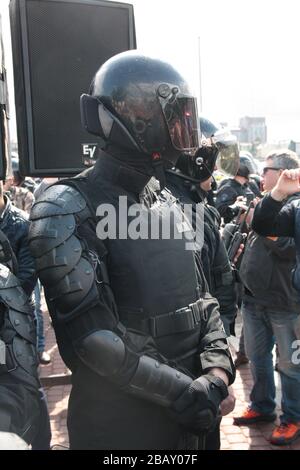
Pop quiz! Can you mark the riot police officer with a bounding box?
[0,230,50,449]
[167,117,239,336]
[216,156,256,223]
[28,51,234,450]
[166,118,238,449]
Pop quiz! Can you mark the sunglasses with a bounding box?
[262,166,282,175]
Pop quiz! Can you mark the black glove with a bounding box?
[228,203,244,220]
[170,374,228,435]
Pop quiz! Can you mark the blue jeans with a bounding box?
[242,301,300,423]
[34,281,45,353]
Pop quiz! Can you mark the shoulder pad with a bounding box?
[0,287,31,313]
[9,308,36,343]
[47,258,94,313]
[29,213,76,257]
[36,235,82,286]
[0,264,20,289]
[12,336,39,376]
[30,184,86,221]
[0,265,31,313]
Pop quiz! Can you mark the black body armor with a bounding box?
[0,263,41,444]
[28,152,234,449]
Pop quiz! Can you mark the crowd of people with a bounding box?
[0,50,300,450]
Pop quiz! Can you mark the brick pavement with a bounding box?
[40,310,300,451]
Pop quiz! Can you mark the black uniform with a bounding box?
[216,178,256,223]
[0,229,51,449]
[28,50,234,450]
[166,172,237,336]
[0,262,49,447]
[28,152,234,450]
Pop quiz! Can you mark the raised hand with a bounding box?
[271,169,300,201]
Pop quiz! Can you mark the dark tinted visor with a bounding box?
[159,92,199,153]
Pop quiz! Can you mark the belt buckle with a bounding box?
[175,306,188,315]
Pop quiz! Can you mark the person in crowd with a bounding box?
[234,149,300,446]
[166,116,238,449]
[0,180,36,296]
[166,117,239,337]
[216,154,257,368]
[34,177,59,201]
[216,156,256,224]
[239,153,262,198]
[3,160,51,365]
[28,51,235,450]
[33,280,51,365]
[3,156,34,213]
[252,166,300,292]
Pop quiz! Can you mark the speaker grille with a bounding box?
[10,0,136,175]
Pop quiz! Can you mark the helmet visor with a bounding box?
[159,90,200,153]
[213,130,240,177]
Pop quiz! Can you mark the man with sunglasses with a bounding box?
[234,150,300,446]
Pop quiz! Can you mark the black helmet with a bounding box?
[237,153,257,179]
[80,51,200,166]
[175,117,239,182]
[238,152,257,176]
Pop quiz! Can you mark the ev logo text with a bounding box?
[82,144,97,159]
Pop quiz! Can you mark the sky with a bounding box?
[1,0,300,142]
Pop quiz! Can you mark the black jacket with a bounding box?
[252,192,300,297]
[29,152,234,449]
[240,193,300,312]
[216,178,255,223]
[166,172,237,335]
[0,196,36,296]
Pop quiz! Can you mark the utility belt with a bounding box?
[120,298,205,338]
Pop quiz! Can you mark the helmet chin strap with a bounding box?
[195,154,217,188]
[151,153,166,191]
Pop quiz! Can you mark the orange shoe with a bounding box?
[234,407,276,425]
[271,422,300,446]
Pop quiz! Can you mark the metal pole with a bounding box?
[198,36,203,114]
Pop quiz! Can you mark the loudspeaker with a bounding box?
[9,0,136,176]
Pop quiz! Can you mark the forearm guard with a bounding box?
[76,329,192,407]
